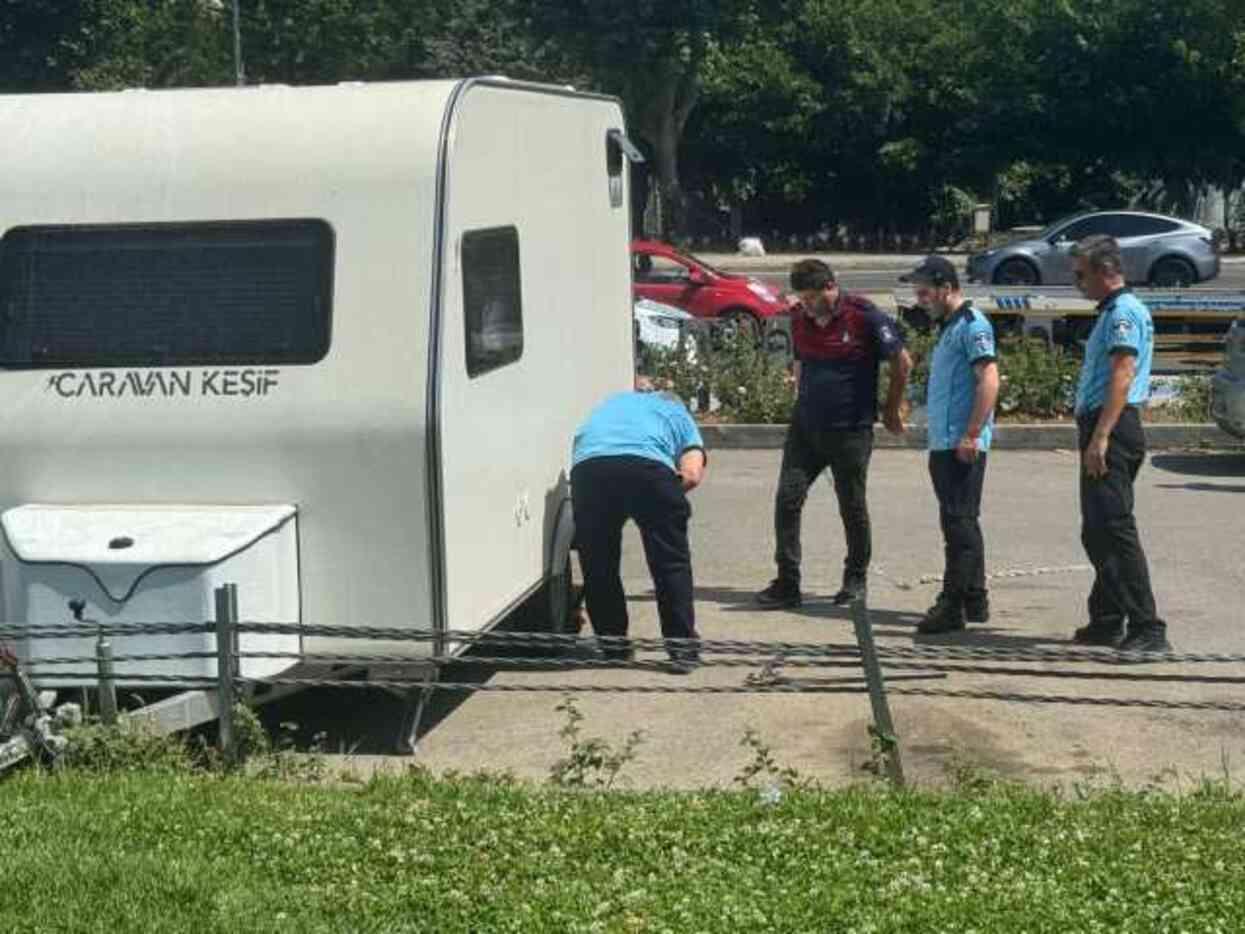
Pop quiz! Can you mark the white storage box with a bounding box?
[0,504,301,687]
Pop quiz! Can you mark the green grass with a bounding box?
[3,769,1245,932]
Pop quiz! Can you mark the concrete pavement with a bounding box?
[397,448,1245,791]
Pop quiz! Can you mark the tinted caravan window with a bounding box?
[462,226,523,378]
[0,220,333,368]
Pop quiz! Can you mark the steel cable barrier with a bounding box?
[4,582,1244,785]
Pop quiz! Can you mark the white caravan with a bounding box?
[0,78,637,691]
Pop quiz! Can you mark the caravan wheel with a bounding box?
[542,555,581,638]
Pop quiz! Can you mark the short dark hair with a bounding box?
[1072,234,1123,276]
[790,258,836,292]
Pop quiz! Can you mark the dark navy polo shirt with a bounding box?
[792,293,905,430]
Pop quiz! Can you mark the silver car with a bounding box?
[967,211,1220,287]
[1211,317,1245,438]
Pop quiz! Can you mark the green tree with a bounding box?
[70,0,232,90]
[0,0,97,90]
[528,0,780,238]
[970,0,1245,220]
[683,16,823,239]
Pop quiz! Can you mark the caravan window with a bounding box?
[0,220,333,368]
[606,130,624,208]
[463,226,524,378]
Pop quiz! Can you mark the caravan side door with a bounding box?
[435,86,634,635]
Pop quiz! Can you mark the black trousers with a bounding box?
[773,419,874,587]
[571,456,697,644]
[1078,407,1165,633]
[928,450,989,605]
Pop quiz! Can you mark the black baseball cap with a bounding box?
[899,255,959,288]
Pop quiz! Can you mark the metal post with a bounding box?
[214,584,239,763]
[396,665,439,755]
[95,628,118,726]
[850,596,905,786]
[232,0,245,87]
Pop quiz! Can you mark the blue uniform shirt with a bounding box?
[1074,288,1154,415]
[572,391,705,472]
[927,302,997,451]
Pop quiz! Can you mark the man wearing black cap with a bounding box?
[756,258,912,609]
[901,256,1000,634]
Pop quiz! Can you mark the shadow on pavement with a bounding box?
[256,658,495,758]
[256,586,1075,757]
[631,585,1069,651]
[907,625,1074,651]
[1155,481,1245,493]
[1150,452,1245,478]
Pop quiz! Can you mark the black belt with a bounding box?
[1076,403,1138,424]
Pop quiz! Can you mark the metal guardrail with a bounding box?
[4,579,1245,785]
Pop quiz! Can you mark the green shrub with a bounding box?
[1169,374,1212,421]
[644,323,1089,424]
[995,337,1080,418]
[642,330,795,423]
[60,721,196,774]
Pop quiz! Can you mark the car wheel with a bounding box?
[1149,257,1196,289]
[992,259,1039,286]
[542,554,579,637]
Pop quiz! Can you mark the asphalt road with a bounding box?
[291,447,1245,791]
[738,264,1244,372]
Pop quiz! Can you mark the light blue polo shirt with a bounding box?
[572,391,705,472]
[927,303,997,452]
[1074,289,1154,415]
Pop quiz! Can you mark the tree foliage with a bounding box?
[4,0,1245,238]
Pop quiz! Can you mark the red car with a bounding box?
[631,240,788,333]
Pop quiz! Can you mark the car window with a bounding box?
[1038,214,1085,240]
[1052,217,1105,242]
[682,251,727,277]
[1109,215,1180,238]
[634,253,691,283]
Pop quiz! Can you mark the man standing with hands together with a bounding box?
[901,256,999,635]
[1068,235,1170,653]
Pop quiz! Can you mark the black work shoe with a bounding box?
[599,638,635,664]
[831,579,868,606]
[666,654,701,675]
[964,595,990,624]
[1118,628,1173,656]
[756,579,802,609]
[917,596,965,635]
[1071,621,1125,647]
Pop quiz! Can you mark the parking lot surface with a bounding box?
[327,448,1245,790]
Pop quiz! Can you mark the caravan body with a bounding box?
[0,79,634,682]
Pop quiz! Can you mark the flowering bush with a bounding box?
[640,329,795,423]
[640,326,1132,424]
